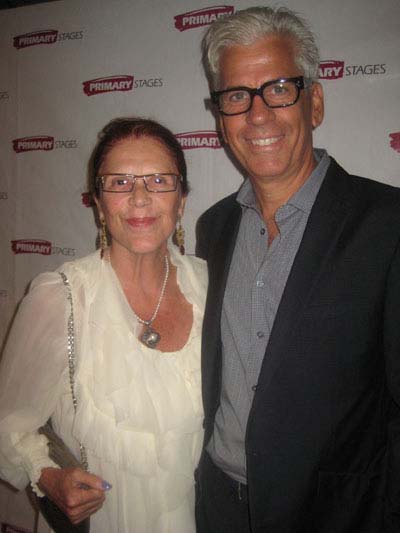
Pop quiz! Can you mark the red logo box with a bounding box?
[175,131,222,150]
[12,136,54,153]
[13,30,58,49]
[318,60,345,80]
[174,6,234,31]
[389,132,400,153]
[82,75,134,96]
[11,239,52,255]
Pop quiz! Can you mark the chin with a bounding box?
[244,157,288,178]
[128,240,168,256]
[250,167,287,181]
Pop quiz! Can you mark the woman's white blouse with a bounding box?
[0,246,207,533]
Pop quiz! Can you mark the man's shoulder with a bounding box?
[196,192,241,259]
[327,157,400,207]
[197,191,240,226]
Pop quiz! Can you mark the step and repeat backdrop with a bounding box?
[0,0,399,530]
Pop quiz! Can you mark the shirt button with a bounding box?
[260,228,266,235]
[252,384,258,392]
[256,280,264,287]
[257,331,265,339]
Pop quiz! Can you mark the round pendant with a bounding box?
[141,327,161,349]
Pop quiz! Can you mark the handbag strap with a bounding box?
[59,271,88,471]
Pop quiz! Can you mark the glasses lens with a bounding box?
[263,80,298,107]
[146,174,177,192]
[220,89,251,115]
[102,175,132,192]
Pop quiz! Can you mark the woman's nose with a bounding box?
[128,177,151,206]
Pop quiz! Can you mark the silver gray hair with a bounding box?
[202,6,320,89]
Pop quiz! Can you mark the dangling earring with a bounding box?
[174,217,185,255]
[100,218,108,259]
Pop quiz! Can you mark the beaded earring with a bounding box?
[100,218,108,259]
[174,217,185,255]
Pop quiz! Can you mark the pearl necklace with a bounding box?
[132,255,170,349]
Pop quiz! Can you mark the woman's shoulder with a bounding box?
[170,245,206,277]
[180,252,207,275]
[30,250,101,294]
[57,249,101,274]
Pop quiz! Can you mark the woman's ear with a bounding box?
[178,195,187,219]
[94,196,104,221]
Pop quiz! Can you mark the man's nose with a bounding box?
[246,94,275,124]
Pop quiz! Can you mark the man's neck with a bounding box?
[251,156,318,223]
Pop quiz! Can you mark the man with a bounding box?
[195,6,400,533]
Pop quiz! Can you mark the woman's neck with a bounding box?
[108,244,169,298]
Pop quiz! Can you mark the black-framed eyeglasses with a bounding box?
[211,76,312,116]
[97,173,182,193]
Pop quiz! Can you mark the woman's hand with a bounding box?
[38,466,111,524]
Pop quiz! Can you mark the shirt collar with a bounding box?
[237,148,330,214]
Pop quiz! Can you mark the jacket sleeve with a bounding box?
[383,238,400,531]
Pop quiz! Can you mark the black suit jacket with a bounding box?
[196,158,400,532]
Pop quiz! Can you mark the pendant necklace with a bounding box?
[132,255,169,349]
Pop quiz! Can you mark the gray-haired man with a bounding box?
[196,6,400,533]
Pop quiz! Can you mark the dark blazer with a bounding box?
[196,158,400,533]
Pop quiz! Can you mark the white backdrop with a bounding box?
[0,0,399,530]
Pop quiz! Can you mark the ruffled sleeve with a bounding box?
[0,272,70,491]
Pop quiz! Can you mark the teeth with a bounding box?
[250,137,280,146]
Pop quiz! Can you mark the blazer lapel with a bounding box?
[255,159,353,395]
[208,203,242,316]
[202,201,242,425]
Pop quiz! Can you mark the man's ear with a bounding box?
[311,82,324,129]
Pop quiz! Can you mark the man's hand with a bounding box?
[38,466,111,524]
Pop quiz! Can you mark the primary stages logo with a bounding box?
[13,136,53,152]
[174,6,234,31]
[176,131,221,150]
[14,29,57,49]
[12,136,78,153]
[389,132,400,154]
[11,239,76,256]
[82,75,163,96]
[319,60,387,80]
[0,91,10,100]
[13,29,84,49]
[12,239,52,255]
[83,75,133,96]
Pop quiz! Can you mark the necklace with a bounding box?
[132,255,169,349]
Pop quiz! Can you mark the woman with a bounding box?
[0,118,207,532]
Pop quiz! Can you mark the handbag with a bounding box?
[31,272,90,532]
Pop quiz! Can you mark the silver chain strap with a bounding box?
[59,272,88,471]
